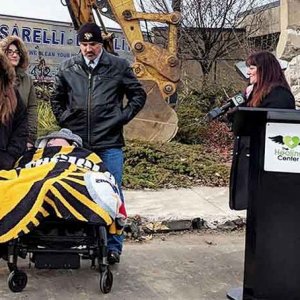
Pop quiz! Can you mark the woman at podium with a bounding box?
[245,51,295,109]
[229,50,295,211]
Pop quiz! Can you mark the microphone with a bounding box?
[205,93,245,121]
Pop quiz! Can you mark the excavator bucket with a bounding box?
[124,80,178,142]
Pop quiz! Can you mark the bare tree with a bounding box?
[142,0,275,77]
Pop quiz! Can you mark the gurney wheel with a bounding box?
[100,269,113,294]
[8,270,27,292]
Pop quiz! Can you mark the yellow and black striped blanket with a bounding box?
[0,146,125,243]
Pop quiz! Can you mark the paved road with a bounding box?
[0,231,245,300]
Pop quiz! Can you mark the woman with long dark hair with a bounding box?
[0,36,37,148]
[245,51,295,108]
[0,50,28,170]
[229,51,295,210]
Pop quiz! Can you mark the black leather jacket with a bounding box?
[51,51,147,150]
[0,94,28,170]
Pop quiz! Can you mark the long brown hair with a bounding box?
[0,50,17,124]
[246,51,290,107]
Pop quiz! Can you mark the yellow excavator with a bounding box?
[63,0,181,142]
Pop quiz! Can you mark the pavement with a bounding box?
[124,186,246,228]
[0,187,247,299]
[0,231,245,299]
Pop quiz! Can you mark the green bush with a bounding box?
[175,83,236,149]
[37,100,60,136]
[123,141,231,189]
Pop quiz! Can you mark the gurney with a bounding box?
[0,146,126,293]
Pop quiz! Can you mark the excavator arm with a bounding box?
[64,0,181,142]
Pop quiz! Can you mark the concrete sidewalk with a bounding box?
[124,187,246,227]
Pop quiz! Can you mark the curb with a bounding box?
[124,215,246,240]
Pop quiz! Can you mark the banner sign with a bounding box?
[0,14,132,81]
[264,122,300,173]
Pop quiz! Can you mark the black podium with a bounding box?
[227,107,300,300]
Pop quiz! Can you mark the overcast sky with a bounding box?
[0,0,277,21]
[0,0,119,27]
[1,1,72,22]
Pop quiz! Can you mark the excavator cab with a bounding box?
[64,0,181,142]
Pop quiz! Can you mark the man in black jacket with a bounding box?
[51,23,147,264]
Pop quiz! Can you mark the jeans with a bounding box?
[95,147,124,254]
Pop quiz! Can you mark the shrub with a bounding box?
[37,100,60,136]
[175,83,236,149]
[34,82,54,101]
[123,141,231,189]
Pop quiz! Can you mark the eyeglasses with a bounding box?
[6,49,21,56]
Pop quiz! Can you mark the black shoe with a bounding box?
[108,251,120,265]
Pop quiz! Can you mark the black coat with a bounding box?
[229,85,295,210]
[248,85,295,109]
[51,50,147,150]
[0,94,28,170]
[227,86,295,123]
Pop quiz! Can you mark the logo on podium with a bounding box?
[265,122,300,173]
